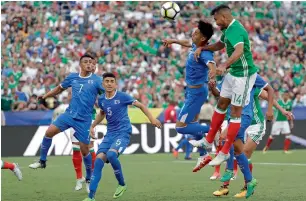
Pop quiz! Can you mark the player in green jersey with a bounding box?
[263,91,294,154]
[191,4,273,167]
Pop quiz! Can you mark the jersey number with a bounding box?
[79,84,83,93]
[233,94,242,105]
[107,107,112,116]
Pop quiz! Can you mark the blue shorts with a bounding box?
[178,85,208,124]
[53,112,92,145]
[235,114,252,143]
[97,132,130,155]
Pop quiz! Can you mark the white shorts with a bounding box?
[220,73,257,107]
[245,122,266,145]
[271,121,291,135]
[70,121,95,143]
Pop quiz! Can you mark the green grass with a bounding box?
[2,150,306,201]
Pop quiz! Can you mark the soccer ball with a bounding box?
[160,2,180,21]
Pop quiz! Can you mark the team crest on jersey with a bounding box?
[114,100,120,104]
[88,80,94,84]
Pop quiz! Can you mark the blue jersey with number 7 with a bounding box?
[60,72,104,121]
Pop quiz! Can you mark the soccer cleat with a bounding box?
[86,179,90,193]
[82,198,95,201]
[284,150,292,154]
[210,172,221,180]
[189,138,212,149]
[246,178,258,199]
[220,169,234,182]
[75,177,85,191]
[29,160,46,169]
[213,185,229,197]
[209,152,230,166]
[172,148,179,159]
[230,174,237,181]
[184,156,192,160]
[234,187,247,198]
[262,146,268,154]
[13,163,22,181]
[113,185,127,199]
[193,155,212,172]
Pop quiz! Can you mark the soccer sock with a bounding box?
[284,136,291,151]
[248,159,253,173]
[89,158,104,199]
[215,165,220,174]
[235,153,252,183]
[2,161,15,170]
[185,141,192,158]
[83,153,93,181]
[205,108,227,143]
[233,159,238,174]
[226,145,234,171]
[107,151,125,186]
[266,136,274,148]
[90,147,96,170]
[72,145,83,179]
[40,136,52,161]
[175,122,209,136]
[176,138,188,151]
[198,147,207,157]
[221,118,241,154]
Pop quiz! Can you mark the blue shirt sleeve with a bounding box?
[199,51,215,65]
[122,92,136,105]
[97,96,104,111]
[60,73,74,89]
[254,75,268,90]
[95,76,105,94]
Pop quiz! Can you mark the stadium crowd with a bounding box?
[1,1,306,112]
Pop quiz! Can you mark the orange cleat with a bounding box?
[172,148,179,159]
[193,155,212,172]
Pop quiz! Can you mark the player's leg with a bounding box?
[184,138,193,160]
[1,160,22,181]
[85,136,112,201]
[107,134,130,198]
[89,141,96,168]
[29,113,71,169]
[282,121,292,153]
[192,132,212,172]
[172,135,188,159]
[263,121,280,153]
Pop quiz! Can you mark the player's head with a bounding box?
[85,51,98,73]
[211,4,232,30]
[282,90,290,101]
[79,54,94,73]
[192,20,214,46]
[103,72,117,92]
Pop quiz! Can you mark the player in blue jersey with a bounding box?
[82,73,162,201]
[162,20,216,171]
[29,54,104,188]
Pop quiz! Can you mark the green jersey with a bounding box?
[220,19,257,77]
[276,99,293,121]
[251,88,265,125]
[1,94,14,111]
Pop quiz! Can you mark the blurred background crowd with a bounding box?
[1,1,306,113]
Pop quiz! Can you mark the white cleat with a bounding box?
[189,138,212,149]
[75,177,85,191]
[29,161,45,169]
[86,179,90,193]
[231,175,237,181]
[13,163,22,181]
[209,152,230,166]
[210,173,221,180]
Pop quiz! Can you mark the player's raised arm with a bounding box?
[194,41,225,61]
[133,101,162,129]
[39,85,65,101]
[162,39,192,48]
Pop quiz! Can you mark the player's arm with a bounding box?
[208,81,220,98]
[199,41,225,52]
[259,90,294,121]
[162,39,192,48]
[222,43,243,69]
[133,101,162,128]
[41,85,65,100]
[90,109,106,139]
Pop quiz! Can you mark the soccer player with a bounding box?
[82,73,162,201]
[263,91,294,153]
[172,135,193,160]
[211,82,293,198]
[1,160,22,181]
[192,4,274,167]
[29,54,104,190]
[162,20,216,171]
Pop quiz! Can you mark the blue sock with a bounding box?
[176,138,188,151]
[107,151,125,186]
[226,145,234,170]
[185,141,192,158]
[176,122,210,135]
[83,153,92,181]
[198,147,207,157]
[235,153,252,182]
[40,136,52,161]
[89,158,104,199]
